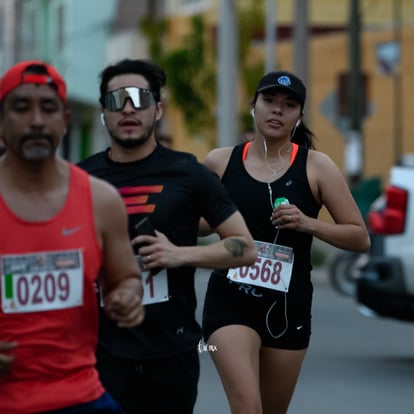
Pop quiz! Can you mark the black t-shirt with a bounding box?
[78,144,237,359]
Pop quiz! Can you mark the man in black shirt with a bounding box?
[78,58,256,414]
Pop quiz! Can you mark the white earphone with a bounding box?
[250,109,255,119]
[100,113,106,126]
[295,119,301,128]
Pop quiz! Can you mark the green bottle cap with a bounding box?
[274,197,289,208]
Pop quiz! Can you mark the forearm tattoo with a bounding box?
[224,238,248,258]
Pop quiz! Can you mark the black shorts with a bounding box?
[96,346,200,414]
[202,275,312,350]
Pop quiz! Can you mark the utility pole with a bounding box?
[265,0,277,72]
[346,0,363,185]
[393,0,402,164]
[0,0,16,73]
[293,0,308,86]
[293,0,309,123]
[217,0,237,147]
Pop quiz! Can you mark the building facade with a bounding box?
[1,0,413,186]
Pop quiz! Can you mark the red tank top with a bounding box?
[0,164,104,413]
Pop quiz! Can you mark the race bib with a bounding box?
[99,256,169,307]
[227,240,294,292]
[140,268,169,305]
[136,255,169,305]
[1,250,83,313]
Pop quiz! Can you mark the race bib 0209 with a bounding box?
[1,250,84,314]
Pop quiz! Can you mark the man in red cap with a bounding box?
[0,60,145,413]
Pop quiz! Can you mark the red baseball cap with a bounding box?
[0,60,67,104]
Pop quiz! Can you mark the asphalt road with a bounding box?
[194,268,414,414]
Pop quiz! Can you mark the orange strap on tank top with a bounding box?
[242,141,298,166]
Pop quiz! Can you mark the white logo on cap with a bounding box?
[277,76,291,86]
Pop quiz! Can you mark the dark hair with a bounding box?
[25,64,50,75]
[290,122,315,150]
[99,59,167,104]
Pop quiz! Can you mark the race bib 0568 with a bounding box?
[227,240,294,292]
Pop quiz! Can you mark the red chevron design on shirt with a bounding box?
[119,185,163,214]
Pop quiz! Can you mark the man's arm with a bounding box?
[191,210,257,269]
[90,176,145,328]
[132,211,257,272]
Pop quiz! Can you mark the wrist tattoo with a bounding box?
[224,238,248,258]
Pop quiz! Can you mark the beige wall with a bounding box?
[302,27,413,185]
[165,0,414,187]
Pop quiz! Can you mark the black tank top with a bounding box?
[218,142,321,308]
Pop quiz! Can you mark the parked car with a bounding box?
[328,177,381,296]
[356,155,414,322]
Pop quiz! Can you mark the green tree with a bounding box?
[141,15,215,136]
[237,2,265,131]
[141,2,274,143]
